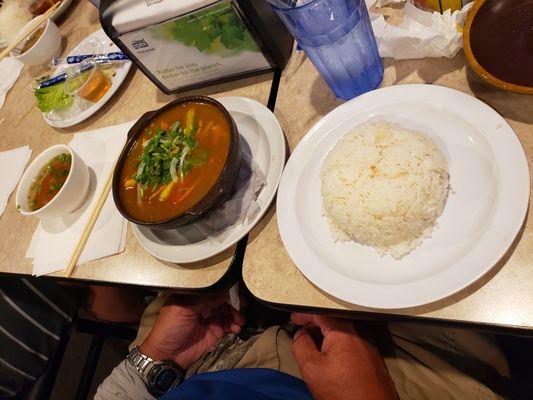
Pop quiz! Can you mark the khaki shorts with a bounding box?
[132,294,509,400]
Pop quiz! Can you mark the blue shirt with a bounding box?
[161,368,312,400]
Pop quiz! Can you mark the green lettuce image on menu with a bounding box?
[151,2,260,57]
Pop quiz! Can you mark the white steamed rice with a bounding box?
[321,121,449,259]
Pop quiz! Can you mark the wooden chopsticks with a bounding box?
[0,1,62,61]
[64,165,115,278]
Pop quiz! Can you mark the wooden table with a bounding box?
[0,0,275,291]
[243,52,533,331]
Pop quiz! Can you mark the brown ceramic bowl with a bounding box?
[112,96,241,230]
[463,0,533,94]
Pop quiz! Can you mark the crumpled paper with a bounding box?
[369,0,473,59]
[194,148,266,243]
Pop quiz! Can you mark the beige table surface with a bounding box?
[243,47,533,329]
[0,0,273,289]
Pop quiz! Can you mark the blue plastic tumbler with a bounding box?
[272,0,383,100]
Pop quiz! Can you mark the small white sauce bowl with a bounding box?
[10,18,62,66]
[16,144,90,219]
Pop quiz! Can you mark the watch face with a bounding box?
[148,365,179,394]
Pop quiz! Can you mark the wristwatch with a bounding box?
[126,346,184,396]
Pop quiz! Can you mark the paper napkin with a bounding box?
[28,121,134,276]
[369,0,473,59]
[0,58,24,110]
[0,145,32,216]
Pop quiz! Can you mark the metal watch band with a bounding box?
[126,346,184,396]
[126,346,155,382]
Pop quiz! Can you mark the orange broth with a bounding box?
[21,25,46,54]
[28,153,71,211]
[119,102,230,222]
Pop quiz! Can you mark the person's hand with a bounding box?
[140,294,244,369]
[291,313,397,400]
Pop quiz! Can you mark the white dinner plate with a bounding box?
[133,96,286,263]
[43,29,132,128]
[277,84,529,309]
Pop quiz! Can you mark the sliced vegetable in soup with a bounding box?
[28,152,71,211]
[119,102,231,222]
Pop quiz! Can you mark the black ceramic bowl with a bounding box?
[112,96,241,230]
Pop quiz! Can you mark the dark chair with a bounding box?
[497,334,533,400]
[14,324,72,400]
[12,316,137,400]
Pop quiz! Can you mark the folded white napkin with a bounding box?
[0,58,24,110]
[27,121,134,276]
[0,145,32,216]
[369,0,473,59]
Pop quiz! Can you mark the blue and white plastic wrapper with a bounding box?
[38,63,94,89]
[39,53,128,89]
[66,52,129,64]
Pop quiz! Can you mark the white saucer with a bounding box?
[43,29,133,128]
[132,96,286,264]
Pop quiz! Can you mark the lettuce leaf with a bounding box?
[34,82,74,113]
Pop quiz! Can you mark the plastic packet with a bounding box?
[66,60,112,103]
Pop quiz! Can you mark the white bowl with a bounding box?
[10,18,62,66]
[16,144,90,219]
